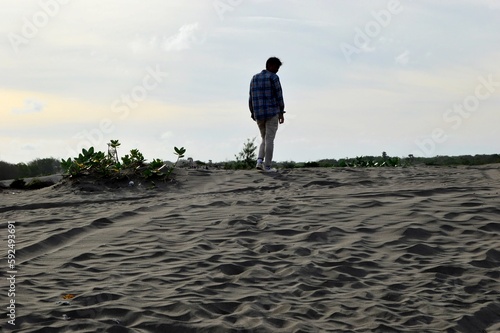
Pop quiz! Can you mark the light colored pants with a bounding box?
[257,115,279,168]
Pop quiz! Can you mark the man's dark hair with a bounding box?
[266,57,282,69]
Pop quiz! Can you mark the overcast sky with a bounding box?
[1,0,499,164]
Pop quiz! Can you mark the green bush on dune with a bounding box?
[60,140,186,181]
[225,137,258,170]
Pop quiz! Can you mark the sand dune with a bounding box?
[1,165,499,332]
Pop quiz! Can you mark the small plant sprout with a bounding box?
[174,147,186,159]
[107,139,121,163]
[164,147,186,179]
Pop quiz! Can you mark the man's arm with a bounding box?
[273,76,285,112]
[248,82,255,120]
[249,97,255,120]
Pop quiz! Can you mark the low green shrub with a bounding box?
[60,140,186,182]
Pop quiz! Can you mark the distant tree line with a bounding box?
[1,153,499,180]
[412,154,500,166]
[275,153,500,169]
[0,158,61,180]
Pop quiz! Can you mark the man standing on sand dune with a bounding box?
[249,57,286,172]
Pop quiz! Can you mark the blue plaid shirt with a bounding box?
[249,70,285,121]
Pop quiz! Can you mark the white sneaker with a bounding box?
[256,161,264,170]
[264,166,277,172]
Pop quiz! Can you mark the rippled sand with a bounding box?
[1,165,499,332]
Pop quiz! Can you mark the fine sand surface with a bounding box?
[1,165,499,333]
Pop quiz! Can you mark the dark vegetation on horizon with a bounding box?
[222,153,500,170]
[1,153,499,181]
[275,153,500,169]
[1,142,499,184]
[0,157,61,181]
[221,138,500,170]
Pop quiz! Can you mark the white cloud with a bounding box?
[160,131,174,140]
[21,144,37,151]
[12,99,45,114]
[395,50,410,65]
[163,23,204,51]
